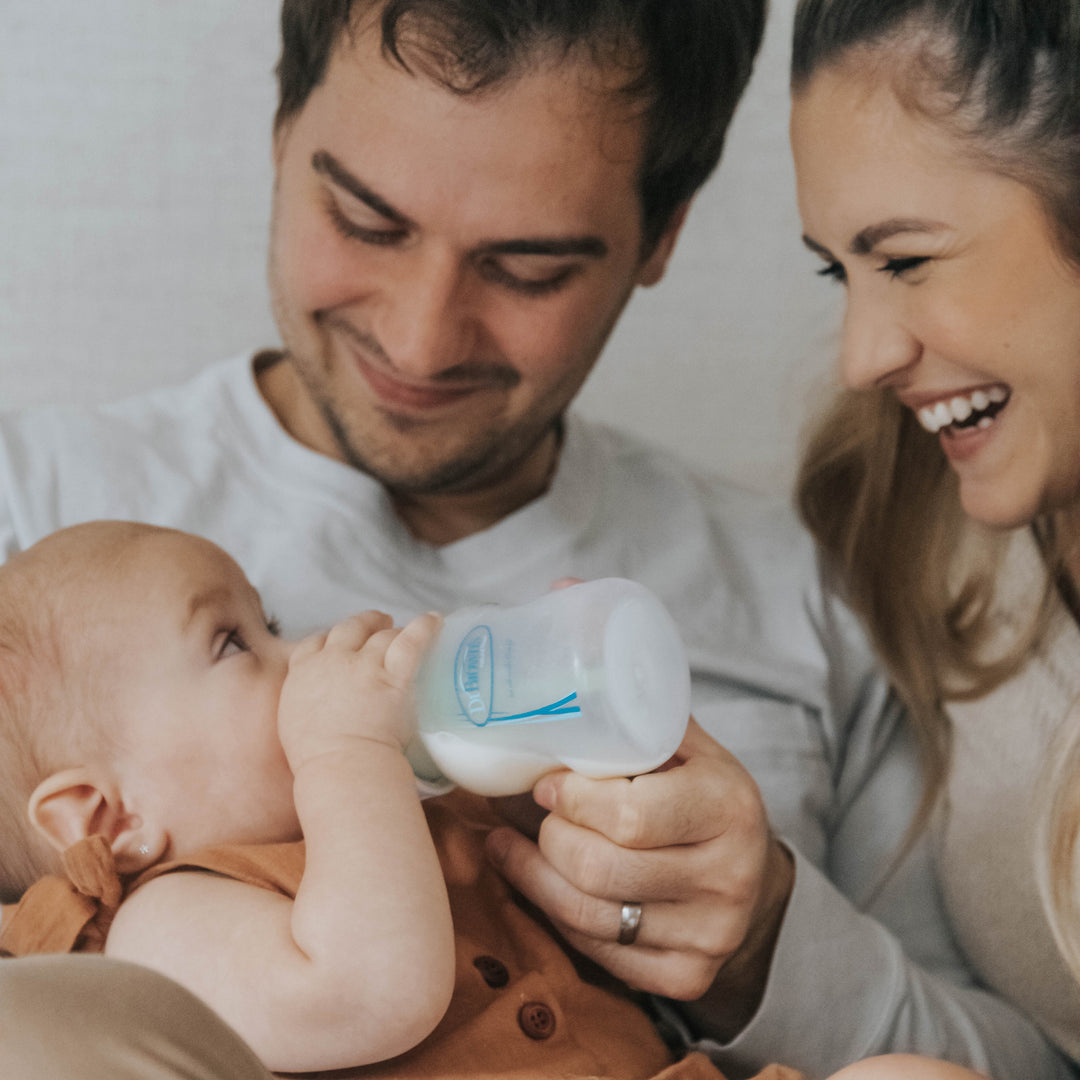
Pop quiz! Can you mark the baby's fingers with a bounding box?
[383,612,442,683]
[289,629,328,666]
[324,610,394,651]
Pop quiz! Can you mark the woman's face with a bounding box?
[791,62,1080,528]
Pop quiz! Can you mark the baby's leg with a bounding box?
[827,1055,988,1080]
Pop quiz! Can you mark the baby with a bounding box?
[0,521,987,1080]
[0,520,454,1071]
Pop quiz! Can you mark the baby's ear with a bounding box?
[27,769,164,872]
[28,767,118,853]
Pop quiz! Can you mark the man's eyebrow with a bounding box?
[313,149,607,260]
[849,218,948,255]
[478,236,608,259]
[312,150,411,227]
[183,586,232,630]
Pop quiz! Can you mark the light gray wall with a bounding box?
[0,1,843,495]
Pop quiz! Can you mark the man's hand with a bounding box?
[485,718,794,1037]
[278,610,442,771]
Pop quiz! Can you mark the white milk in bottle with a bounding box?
[407,578,690,796]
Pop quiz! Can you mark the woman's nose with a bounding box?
[838,290,921,390]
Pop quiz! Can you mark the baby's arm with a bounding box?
[750,1057,988,1080]
[826,1056,989,1080]
[105,611,455,1073]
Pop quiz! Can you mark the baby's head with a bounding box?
[0,522,301,903]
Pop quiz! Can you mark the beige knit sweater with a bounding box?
[939,530,1080,1062]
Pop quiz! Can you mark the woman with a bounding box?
[791,0,1080,1066]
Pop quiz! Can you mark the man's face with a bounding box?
[265,26,681,495]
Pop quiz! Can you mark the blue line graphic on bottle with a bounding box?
[454,624,582,727]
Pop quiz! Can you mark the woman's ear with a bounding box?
[28,768,165,872]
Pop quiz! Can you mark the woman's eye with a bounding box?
[265,614,281,637]
[816,260,847,285]
[218,630,248,659]
[879,255,929,279]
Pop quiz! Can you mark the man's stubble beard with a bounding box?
[296,352,569,498]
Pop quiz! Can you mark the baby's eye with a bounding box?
[218,630,249,659]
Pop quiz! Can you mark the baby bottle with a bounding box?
[406,578,691,797]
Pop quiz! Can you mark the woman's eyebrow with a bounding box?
[802,234,833,259]
[849,218,948,255]
[802,220,949,260]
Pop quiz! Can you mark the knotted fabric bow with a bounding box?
[0,835,123,957]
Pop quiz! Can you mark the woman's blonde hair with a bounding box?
[1038,716,1080,983]
[796,389,1060,831]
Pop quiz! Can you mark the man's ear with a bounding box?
[28,768,165,872]
[637,201,692,288]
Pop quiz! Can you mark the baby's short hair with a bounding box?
[0,525,131,901]
[0,558,69,900]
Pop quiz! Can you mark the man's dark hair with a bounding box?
[275,0,767,254]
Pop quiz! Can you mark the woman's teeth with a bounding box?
[917,386,1009,434]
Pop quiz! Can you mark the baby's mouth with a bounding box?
[916,385,1010,435]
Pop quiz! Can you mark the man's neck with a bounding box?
[255,352,561,546]
[389,429,560,546]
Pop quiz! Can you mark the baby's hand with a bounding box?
[278,610,442,773]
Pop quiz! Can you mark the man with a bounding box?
[0,2,1070,1078]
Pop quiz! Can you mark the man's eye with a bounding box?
[325,199,405,246]
[816,260,847,285]
[479,259,578,296]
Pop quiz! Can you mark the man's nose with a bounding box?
[373,247,478,379]
[838,288,920,390]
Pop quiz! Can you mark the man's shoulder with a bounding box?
[567,413,806,552]
[0,354,261,555]
[1,354,250,450]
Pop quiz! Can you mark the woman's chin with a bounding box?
[957,482,1043,532]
